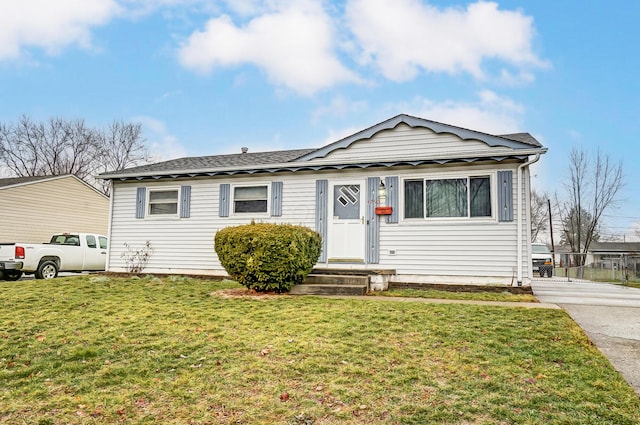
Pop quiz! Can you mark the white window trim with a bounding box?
[400,172,496,223]
[146,186,181,219]
[231,183,270,216]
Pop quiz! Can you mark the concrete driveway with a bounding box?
[532,279,640,395]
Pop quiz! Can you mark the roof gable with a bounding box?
[100,113,546,181]
[297,114,542,161]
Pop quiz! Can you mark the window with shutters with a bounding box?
[233,185,269,214]
[403,175,492,219]
[148,188,179,216]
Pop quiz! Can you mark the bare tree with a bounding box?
[92,120,150,195]
[530,189,548,242]
[0,116,149,195]
[556,147,623,268]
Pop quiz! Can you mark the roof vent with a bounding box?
[241,147,248,154]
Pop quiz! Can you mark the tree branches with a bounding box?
[556,147,623,264]
[0,116,149,195]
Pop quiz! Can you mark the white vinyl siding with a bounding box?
[307,124,517,164]
[108,175,317,275]
[107,163,531,282]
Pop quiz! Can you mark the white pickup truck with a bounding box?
[0,233,108,280]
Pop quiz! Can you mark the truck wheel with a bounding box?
[35,261,58,280]
[4,271,23,281]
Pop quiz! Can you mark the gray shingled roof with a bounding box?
[100,114,546,181]
[0,175,56,188]
[499,133,542,147]
[109,148,316,176]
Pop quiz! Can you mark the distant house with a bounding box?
[589,242,640,270]
[0,175,109,243]
[100,114,547,286]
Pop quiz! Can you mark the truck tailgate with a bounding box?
[0,243,16,261]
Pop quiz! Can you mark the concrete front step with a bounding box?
[303,274,369,286]
[289,273,370,295]
[289,283,368,296]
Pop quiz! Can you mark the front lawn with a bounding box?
[371,288,538,303]
[1,275,638,424]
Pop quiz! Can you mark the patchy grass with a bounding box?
[1,275,639,424]
[371,288,538,303]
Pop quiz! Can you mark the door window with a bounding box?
[333,185,360,219]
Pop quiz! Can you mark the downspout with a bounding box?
[105,179,115,272]
[516,153,541,286]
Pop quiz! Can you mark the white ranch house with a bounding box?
[100,114,547,287]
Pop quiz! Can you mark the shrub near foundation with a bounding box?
[214,222,322,293]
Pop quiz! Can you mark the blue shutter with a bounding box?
[271,181,283,217]
[315,180,328,263]
[385,176,399,224]
[366,177,380,264]
[497,170,513,222]
[219,183,230,217]
[180,185,191,218]
[135,187,146,219]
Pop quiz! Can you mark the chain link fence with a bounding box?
[551,252,640,284]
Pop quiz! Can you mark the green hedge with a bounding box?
[214,222,322,293]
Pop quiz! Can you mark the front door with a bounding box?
[328,182,365,262]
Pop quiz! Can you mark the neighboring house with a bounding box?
[0,175,109,243]
[588,242,640,270]
[100,114,547,286]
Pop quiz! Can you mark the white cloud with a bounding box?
[135,116,187,161]
[0,0,121,60]
[154,90,183,104]
[178,1,359,96]
[400,90,525,134]
[628,221,640,242]
[345,0,547,82]
[312,95,368,123]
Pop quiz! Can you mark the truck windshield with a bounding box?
[50,235,81,246]
[532,244,551,254]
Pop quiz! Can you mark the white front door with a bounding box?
[328,181,365,262]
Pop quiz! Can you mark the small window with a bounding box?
[99,236,108,250]
[148,189,179,216]
[86,235,97,248]
[234,185,268,213]
[50,234,80,245]
[404,180,424,219]
[469,177,491,217]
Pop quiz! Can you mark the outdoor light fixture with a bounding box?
[377,179,387,206]
[375,178,392,215]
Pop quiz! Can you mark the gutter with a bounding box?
[99,148,546,181]
[516,153,541,286]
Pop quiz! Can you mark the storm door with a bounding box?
[328,182,365,262]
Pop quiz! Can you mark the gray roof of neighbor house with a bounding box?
[0,175,59,188]
[100,114,546,181]
[589,242,640,253]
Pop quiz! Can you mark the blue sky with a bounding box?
[1,0,638,241]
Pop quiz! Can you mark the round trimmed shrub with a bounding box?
[214,222,322,293]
